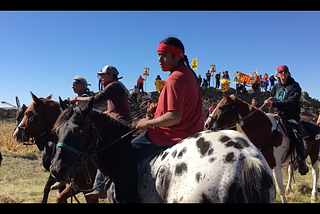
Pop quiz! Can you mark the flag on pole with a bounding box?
[191,58,198,70]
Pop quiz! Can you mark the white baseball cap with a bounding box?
[97,65,119,75]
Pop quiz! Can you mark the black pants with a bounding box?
[283,119,305,160]
[137,83,144,92]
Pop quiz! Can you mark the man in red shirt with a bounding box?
[113,37,204,203]
[136,75,145,92]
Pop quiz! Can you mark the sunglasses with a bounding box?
[278,70,288,74]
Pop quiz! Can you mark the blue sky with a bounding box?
[0,11,319,108]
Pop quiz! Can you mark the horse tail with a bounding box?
[241,154,276,203]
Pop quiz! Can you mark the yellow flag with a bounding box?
[221,79,230,92]
[191,58,198,70]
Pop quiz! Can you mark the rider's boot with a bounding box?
[295,137,309,175]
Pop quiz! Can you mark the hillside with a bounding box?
[1,87,320,122]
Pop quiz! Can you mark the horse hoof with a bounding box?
[311,197,317,203]
[285,189,291,194]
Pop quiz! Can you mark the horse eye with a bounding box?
[29,117,34,122]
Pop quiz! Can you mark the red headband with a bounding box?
[157,43,184,58]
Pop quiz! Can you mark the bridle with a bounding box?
[18,99,48,143]
[55,114,136,202]
[208,100,259,130]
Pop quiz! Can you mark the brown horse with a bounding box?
[205,94,320,203]
[13,92,97,203]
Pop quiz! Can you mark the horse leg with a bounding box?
[272,164,287,203]
[311,161,319,202]
[57,185,82,203]
[285,163,294,194]
[56,185,71,203]
[42,174,56,203]
[308,142,319,203]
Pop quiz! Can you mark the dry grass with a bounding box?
[0,121,38,157]
[1,121,320,203]
[0,121,88,203]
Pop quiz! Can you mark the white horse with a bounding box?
[205,95,319,203]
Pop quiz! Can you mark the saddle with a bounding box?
[300,116,320,141]
[270,114,320,141]
[270,114,288,138]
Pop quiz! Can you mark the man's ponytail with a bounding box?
[183,55,198,80]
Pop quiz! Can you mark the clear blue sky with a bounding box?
[1,11,319,108]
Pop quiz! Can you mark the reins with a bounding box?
[94,128,137,155]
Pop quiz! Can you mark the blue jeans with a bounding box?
[113,131,168,203]
[93,169,106,191]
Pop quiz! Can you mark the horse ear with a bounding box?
[46,94,52,100]
[22,104,27,112]
[83,97,95,116]
[15,96,20,109]
[30,91,42,106]
[59,96,69,110]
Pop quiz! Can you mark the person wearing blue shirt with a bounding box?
[72,76,91,98]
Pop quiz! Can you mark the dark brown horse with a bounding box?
[205,94,320,203]
[13,92,97,203]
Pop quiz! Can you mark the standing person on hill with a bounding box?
[222,71,230,80]
[215,72,221,89]
[113,37,204,203]
[137,75,145,92]
[269,74,276,91]
[206,70,211,87]
[263,73,269,92]
[198,74,202,86]
[263,65,308,175]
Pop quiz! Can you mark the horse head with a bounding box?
[204,94,239,131]
[50,97,95,183]
[13,92,61,143]
[50,96,132,183]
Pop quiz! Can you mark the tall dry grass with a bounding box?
[0,121,38,156]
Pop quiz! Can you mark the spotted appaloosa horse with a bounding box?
[13,92,97,203]
[50,97,275,203]
[205,94,320,203]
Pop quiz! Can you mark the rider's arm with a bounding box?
[69,96,91,103]
[146,110,182,127]
[135,110,182,130]
[94,82,126,103]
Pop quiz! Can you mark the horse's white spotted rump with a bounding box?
[137,130,275,203]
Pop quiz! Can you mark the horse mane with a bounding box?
[90,109,133,132]
[53,106,73,133]
[52,106,133,134]
[231,96,265,115]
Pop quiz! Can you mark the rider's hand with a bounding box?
[136,118,150,130]
[146,102,158,119]
[69,97,77,104]
[264,97,273,106]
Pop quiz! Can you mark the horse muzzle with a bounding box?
[12,127,29,143]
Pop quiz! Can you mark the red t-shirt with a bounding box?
[137,77,145,84]
[147,65,204,146]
